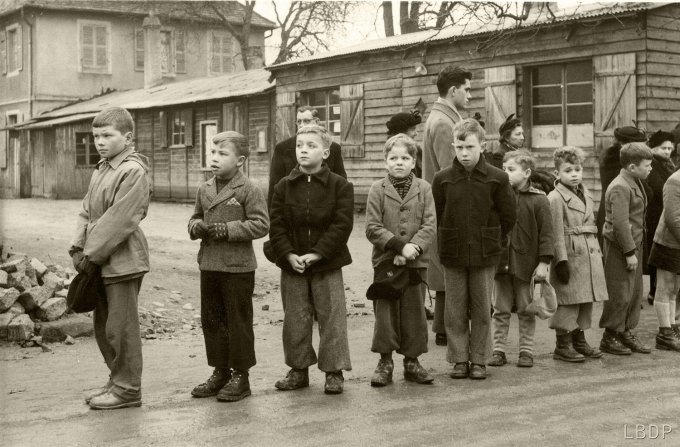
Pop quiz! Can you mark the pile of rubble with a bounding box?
[0,252,76,342]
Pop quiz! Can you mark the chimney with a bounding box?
[143,12,162,89]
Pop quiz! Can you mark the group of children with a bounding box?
[70,104,679,410]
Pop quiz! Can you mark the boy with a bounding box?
[599,142,653,355]
[70,107,151,410]
[268,124,354,394]
[548,147,607,363]
[489,150,553,368]
[431,119,516,380]
[188,131,269,402]
[365,134,436,386]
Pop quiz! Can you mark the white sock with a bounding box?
[655,301,671,328]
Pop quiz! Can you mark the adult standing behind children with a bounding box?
[386,110,423,178]
[70,107,151,410]
[188,132,269,403]
[432,119,516,380]
[485,114,524,170]
[268,105,346,208]
[269,124,354,395]
[423,65,472,346]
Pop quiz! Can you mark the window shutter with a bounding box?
[223,36,233,73]
[275,91,297,142]
[80,24,94,69]
[134,28,144,71]
[484,66,516,154]
[0,129,6,169]
[95,25,108,68]
[16,24,22,71]
[182,108,193,147]
[175,30,186,73]
[210,34,220,73]
[593,53,636,157]
[339,83,365,158]
[0,30,6,75]
[159,111,168,148]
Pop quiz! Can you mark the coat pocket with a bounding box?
[481,226,502,258]
[438,227,459,259]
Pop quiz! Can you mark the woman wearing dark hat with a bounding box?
[645,131,677,305]
[596,126,648,242]
[486,114,524,170]
[386,110,423,178]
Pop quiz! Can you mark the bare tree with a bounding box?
[383,1,395,37]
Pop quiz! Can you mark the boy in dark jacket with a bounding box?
[431,119,516,380]
[188,132,269,402]
[269,124,354,395]
[489,150,553,368]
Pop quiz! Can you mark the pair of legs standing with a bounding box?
[490,275,535,367]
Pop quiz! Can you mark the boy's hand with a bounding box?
[401,243,420,261]
[555,261,570,284]
[72,251,85,271]
[76,255,98,275]
[299,253,322,268]
[286,253,306,274]
[625,254,638,271]
[533,262,550,282]
[393,255,407,266]
[207,222,228,240]
[192,221,210,239]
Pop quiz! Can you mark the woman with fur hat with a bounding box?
[486,114,524,170]
[386,110,423,178]
[645,131,677,305]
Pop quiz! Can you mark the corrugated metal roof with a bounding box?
[13,112,98,130]
[268,2,665,70]
[0,0,276,28]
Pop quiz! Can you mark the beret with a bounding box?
[498,113,522,137]
[614,126,647,143]
[386,110,422,135]
[366,259,423,301]
[66,270,105,313]
[648,130,674,149]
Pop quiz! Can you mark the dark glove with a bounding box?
[76,255,98,275]
[207,222,228,240]
[72,251,85,271]
[555,261,570,284]
[192,221,210,239]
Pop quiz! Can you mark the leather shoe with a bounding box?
[89,391,141,410]
[487,351,507,367]
[600,331,632,355]
[191,368,231,398]
[517,351,534,368]
[84,381,111,404]
[469,364,487,380]
[216,370,251,402]
[435,333,447,346]
[324,371,344,395]
[275,368,309,391]
[450,362,469,379]
[403,358,433,384]
[620,331,652,354]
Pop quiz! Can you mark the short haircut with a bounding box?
[553,146,585,170]
[504,149,535,172]
[437,65,472,97]
[297,124,332,149]
[453,118,486,143]
[384,134,419,159]
[212,131,250,158]
[620,142,653,167]
[92,107,134,134]
[297,105,319,118]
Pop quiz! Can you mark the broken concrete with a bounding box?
[7,314,35,341]
[0,287,21,312]
[29,258,48,277]
[36,297,67,321]
[18,286,54,312]
[35,313,93,343]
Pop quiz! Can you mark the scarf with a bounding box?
[388,172,413,199]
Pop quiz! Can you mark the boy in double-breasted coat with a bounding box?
[548,147,608,363]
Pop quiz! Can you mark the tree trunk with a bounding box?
[382,1,394,37]
[399,1,420,34]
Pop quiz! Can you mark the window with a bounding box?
[200,121,217,168]
[210,33,233,74]
[135,28,184,74]
[134,29,144,71]
[175,30,186,73]
[78,20,110,73]
[300,89,341,138]
[530,61,593,147]
[170,111,186,146]
[75,133,100,166]
[3,24,22,75]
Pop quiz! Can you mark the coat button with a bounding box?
[400,207,406,211]
[401,231,407,236]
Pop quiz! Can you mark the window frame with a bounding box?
[134,28,145,72]
[299,88,342,141]
[5,23,21,76]
[75,132,101,167]
[77,19,111,74]
[199,120,218,169]
[209,32,234,75]
[169,110,186,147]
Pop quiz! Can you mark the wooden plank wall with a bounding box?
[247,93,274,194]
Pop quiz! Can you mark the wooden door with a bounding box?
[339,83,365,158]
[275,91,296,143]
[484,65,516,155]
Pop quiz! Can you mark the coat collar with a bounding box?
[554,181,591,214]
[451,155,488,177]
[205,170,246,209]
[380,175,420,204]
[619,169,646,202]
[433,98,463,123]
[287,165,331,185]
[97,146,135,170]
[517,180,545,196]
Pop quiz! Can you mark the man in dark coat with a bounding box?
[268,105,346,208]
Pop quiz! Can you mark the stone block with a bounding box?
[29,258,48,277]
[0,258,25,273]
[41,271,64,292]
[0,270,8,287]
[0,288,21,312]
[55,289,68,298]
[0,304,25,338]
[7,314,34,341]
[8,272,33,292]
[35,313,93,342]
[18,286,54,312]
[36,297,67,321]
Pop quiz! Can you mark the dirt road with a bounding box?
[1,198,679,446]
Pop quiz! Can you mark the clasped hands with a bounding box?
[286,252,323,273]
[193,221,228,240]
[393,243,420,266]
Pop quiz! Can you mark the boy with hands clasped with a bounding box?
[188,131,269,402]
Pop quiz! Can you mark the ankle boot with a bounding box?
[672,324,680,339]
[600,329,632,355]
[656,327,680,352]
[571,329,603,358]
[217,369,251,402]
[553,332,585,363]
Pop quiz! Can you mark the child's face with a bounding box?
[296,133,329,173]
[652,141,674,160]
[453,134,483,170]
[92,125,132,159]
[555,161,583,188]
[503,158,531,188]
[628,159,653,180]
[209,142,244,179]
[385,144,416,179]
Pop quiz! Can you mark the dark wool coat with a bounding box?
[507,183,554,283]
[267,136,346,207]
[269,166,354,275]
[597,143,623,240]
[484,141,517,170]
[646,154,676,252]
[548,182,608,305]
[431,156,517,268]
